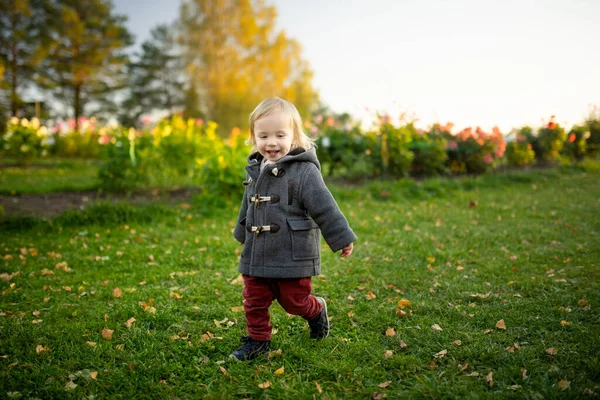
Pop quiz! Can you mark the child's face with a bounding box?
[254,112,295,162]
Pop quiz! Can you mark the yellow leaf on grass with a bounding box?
[453,340,462,346]
[385,328,396,337]
[558,379,569,390]
[170,292,183,299]
[231,306,244,312]
[125,317,136,328]
[496,319,507,330]
[314,381,323,394]
[65,380,77,390]
[365,291,376,300]
[230,274,243,285]
[35,345,50,353]
[274,366,285,375]
[219,366,227,375]
[384,350,393,358]
[102,328,114,340]
[434,349,448,359]
[268,349,282,358]
[113,288,123,298]
[90,371,98,380]
[485,372,494,386]
[378,381,392,389]
[546,347,557,356]
[86,341,97,347]
[258,381,271,389]
[397,299,411,309]
[399,340,408,349]
[373,392,388,399]
[348,311,355,317]
[560,320,571,326]
[431,324,443,332]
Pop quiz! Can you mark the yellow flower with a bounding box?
[128,128,136,141]
[31,117,40,130]
[9,117,19,125]
[20,118,30,127]
[37,126,48,136]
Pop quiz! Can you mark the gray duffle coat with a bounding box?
[233,147,357,278]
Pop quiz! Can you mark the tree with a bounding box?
[179,0,318,135]
[39,0,133,129]
[0,0,48,116]
[119,24,185,127]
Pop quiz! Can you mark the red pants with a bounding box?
[242,275,322,341]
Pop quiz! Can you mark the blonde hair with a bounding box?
[248,97,316,151]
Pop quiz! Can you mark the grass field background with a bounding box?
[1,166,599,399]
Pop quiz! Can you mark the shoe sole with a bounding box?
[315,296,329,339]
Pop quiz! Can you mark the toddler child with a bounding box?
[230,97,357,361]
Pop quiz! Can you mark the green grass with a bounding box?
[1,169,599,399]
[0,159,100,195]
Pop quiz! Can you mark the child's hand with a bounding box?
[340,242,353,258]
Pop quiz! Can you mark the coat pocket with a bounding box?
[287,218,319,261]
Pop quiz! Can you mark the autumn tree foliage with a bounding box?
[38,0,133,128]
[178,0,318,134]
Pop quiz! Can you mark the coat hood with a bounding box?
[247,147,321,171]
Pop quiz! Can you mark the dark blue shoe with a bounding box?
[308,297,329,339]
[229,336,270,361]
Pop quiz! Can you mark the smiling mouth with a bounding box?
[266,150,279,157]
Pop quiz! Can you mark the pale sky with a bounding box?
[114,0,600,133]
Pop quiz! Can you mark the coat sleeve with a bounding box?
[299,163,357,252]
[233,186,249,244]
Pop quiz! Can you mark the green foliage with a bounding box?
[316,126,372,179]
[1,117,49,165]
[584,105,600,156]
[408,130,448,177]
[52,120,106,158]
[378,121,414,178]
[562,125,588,161]
[505,139,536,168]
[98,128,149,191]
[446,127,505,174]
[536,118,566,164]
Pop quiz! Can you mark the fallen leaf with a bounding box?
[63,286,72,292]
[560,320,571,327]
[434,349,448,359]
[485,372,494,386]
[102,328,114,340]
[578,299,589,307]
[314,381,323,394]
[274,366,285,375]
[219,366,227,375]
[230,274,243,285]
[378,381,392,389]
[546,348,557,356]
[365,291,377,300]
[268,349,283,358]
[383,350,393,358]
[495,319,507,330]
[558,379,570,390]
[458,363,469,371]
[90,371,98,380]
[113,288,123,298]
[385,328,396,337]
[55,262,71,272]
[170,292,183,299]
[86,342,96,347]
[522,368,528,380]
[373,392,387,399]
[484,329,492,334]
[399,340,408,349]
[431,324,443,332]
[65,380,77,390]
[258,381,271,389]
[348,311,355,317]
[397,299,411,309]
[231,306,244,312]
[347,295,355,301]
[453,340,462,346]
[35,345,50,353]
[40,269,54,276]
[125,317,136,329]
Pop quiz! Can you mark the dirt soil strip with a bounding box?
[0,188,199,218]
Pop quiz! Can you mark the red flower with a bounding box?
[568,133,576,143]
